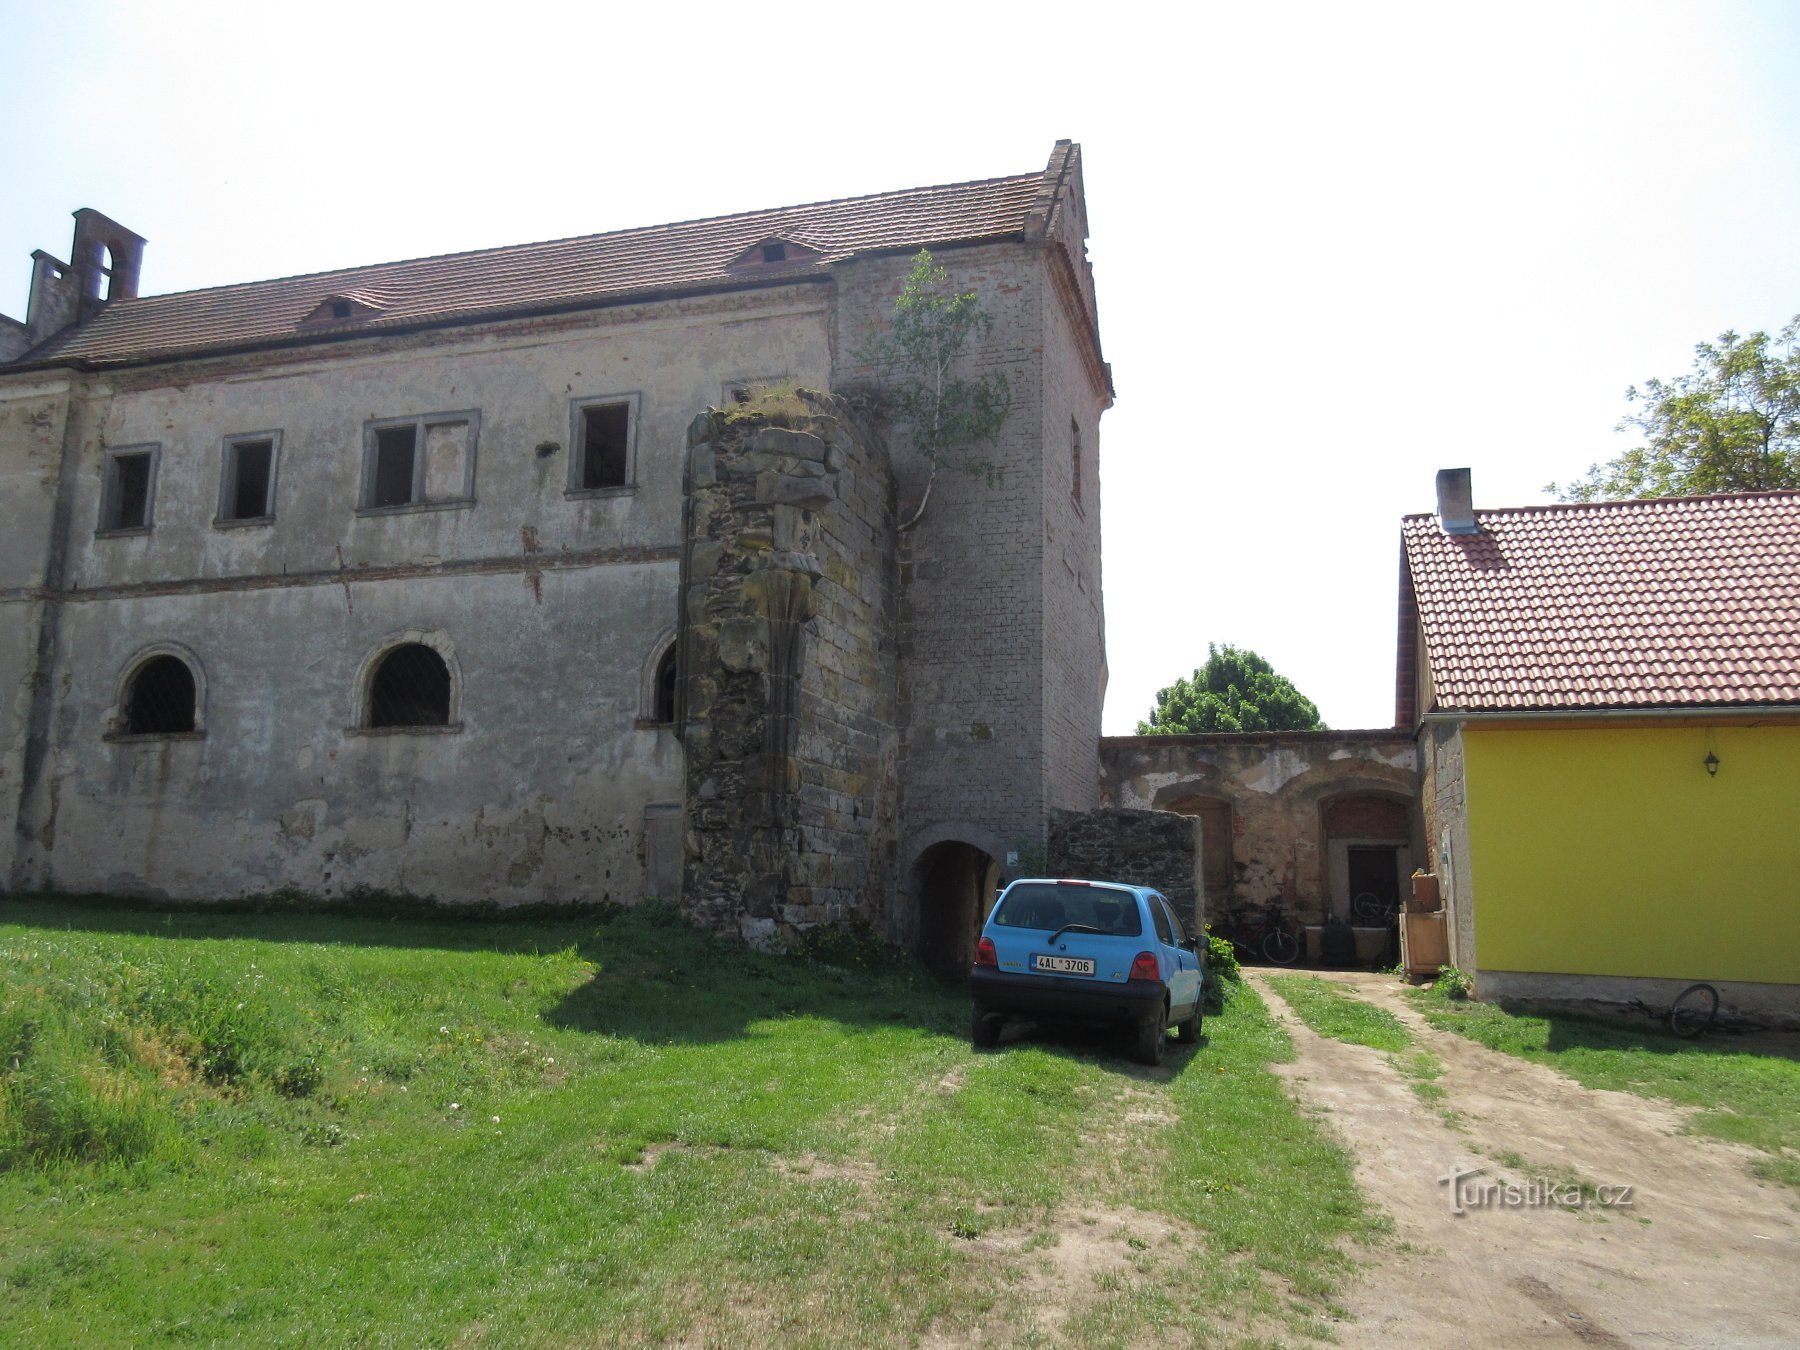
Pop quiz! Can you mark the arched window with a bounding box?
[123,655,197,734]
[367,643,452,728]
[653,644,678,725]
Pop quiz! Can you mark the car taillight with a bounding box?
[1128,951,1160,982]
[975,936,998,968]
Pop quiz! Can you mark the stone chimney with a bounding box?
[1435,467,1479,535]
[0,208,146,362]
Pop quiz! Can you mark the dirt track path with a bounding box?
[1249,971,1800,1348]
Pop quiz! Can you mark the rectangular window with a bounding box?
[568,393,639,496]
[372,426,418,507]
[360,412,479,513]
[217,431,280,524]
[99,444,159,533]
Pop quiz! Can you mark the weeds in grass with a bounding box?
[1386,1047,1457,1117]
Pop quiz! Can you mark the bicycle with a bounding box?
[1351,891,1399,924]
[1223,901,1301,966]
[1625,983,1761,1038]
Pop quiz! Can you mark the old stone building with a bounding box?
[1100,729,1420,930]
[0,143,1121,964]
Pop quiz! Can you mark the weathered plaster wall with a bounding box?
[1099,731,1420,926]
[0,374,75,884]
[3,289,833,902]
[1418,720,1476,969]
[1047,807,1202,932]
[679,394,900,944]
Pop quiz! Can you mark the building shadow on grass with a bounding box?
[3,894,1223,1066]
[1527,1004,1800,1063]
[1,893,975,1047]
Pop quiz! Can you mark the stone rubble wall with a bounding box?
[1047,807,1203,934]
[678,391,900,945]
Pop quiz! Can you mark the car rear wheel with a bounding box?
[971,1009,1001,1049]
[1133,1008,1168,1066]
[1175,1005,1201,1044]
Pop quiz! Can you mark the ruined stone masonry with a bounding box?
[678,391,901,946]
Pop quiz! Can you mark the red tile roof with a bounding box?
[20,170,1046,368]
[1401,490,1800,712]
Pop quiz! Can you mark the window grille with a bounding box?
[124,656,196,734]
[368,644,452,727]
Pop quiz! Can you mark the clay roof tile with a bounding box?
[1402,491,1800,712]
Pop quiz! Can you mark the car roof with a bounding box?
[1002,878,1156,900]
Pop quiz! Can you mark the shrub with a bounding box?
[1204,928,1241,983]
[1201,928,1240,1015]
[1434,966,1474,1001]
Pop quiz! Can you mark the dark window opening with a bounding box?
[762,242,787,263]
[653,645,678,724]
[1070,417,1083,511]
[729,386,753,405]
[123,656,196,734]
[368,643,451,728]
[108,453,153,530]
[330,299,353,319]
[372,425,418,507]
[1348,846,1401,919]
[227,440,274,519]
[580,403,630,490]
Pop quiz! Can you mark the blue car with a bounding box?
[970,878,1205,1065]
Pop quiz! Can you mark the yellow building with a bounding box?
[1400,472,1800,1020]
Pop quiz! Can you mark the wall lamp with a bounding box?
[1704,751,1720,777]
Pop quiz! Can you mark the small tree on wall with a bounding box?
[854,250,1011,530]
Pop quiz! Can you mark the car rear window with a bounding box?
[991,883,1142,936]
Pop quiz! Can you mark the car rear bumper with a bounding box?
[970,967,1165,1027]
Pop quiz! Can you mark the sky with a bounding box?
[4,0,1797,733]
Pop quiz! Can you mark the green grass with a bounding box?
[1,897,1379,1344]
[1263,975,1412,1053]
[1412,985,1800,1186]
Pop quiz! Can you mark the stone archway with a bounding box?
[912,840,1001,980]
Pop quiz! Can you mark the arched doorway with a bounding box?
[913,840,1001,979]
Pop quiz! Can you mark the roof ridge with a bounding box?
[1401,487,1800,523]
[95,170,1045,308]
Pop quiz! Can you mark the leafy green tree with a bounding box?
[1550,316,1800,501]
[853,250,1011,529]
[1137,645,1326,734]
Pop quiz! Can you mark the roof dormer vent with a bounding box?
[724,236,821,271]
[298,289,390,328]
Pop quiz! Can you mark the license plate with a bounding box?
[1033,954,1095,976]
